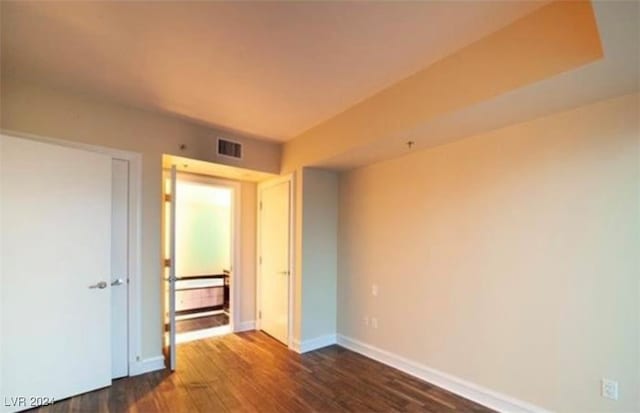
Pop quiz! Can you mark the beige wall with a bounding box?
[0,77,278,359]
[338,94,639,412]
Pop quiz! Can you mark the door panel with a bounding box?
[111,159,129,379]
[0,135,112,412]
[165,166,177,371]
[259,180,291,344]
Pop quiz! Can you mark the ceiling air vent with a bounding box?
[217,138,242,159]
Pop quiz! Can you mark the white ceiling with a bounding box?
[1,1,546,141]
[318,0,640,170]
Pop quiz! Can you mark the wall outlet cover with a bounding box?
[601,378,619,400]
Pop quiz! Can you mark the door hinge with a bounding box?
[163,258,171,267]
[258,310,262,319]
[259,256,262,265]
[259,201,263,211]
[164,194,172,202]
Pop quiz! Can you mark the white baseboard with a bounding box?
[235,320,256,332]
[129,355,165,376]
[292,334,337,354]
[336,335,551,413]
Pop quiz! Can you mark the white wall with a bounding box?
[0,76,278,359]
[300,168,338,342]
[338,93,639,412]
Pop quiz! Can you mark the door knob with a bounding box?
[111,278,125,286]
[89,281,108,289]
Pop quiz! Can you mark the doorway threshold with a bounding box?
[176,324,232,344]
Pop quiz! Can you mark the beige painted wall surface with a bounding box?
[338,94,639,412]
[300,168,338,342]
[0,77,277,358]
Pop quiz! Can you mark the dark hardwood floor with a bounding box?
[176,313,229,333]
[34,332,494,413]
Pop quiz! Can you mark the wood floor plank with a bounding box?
[33,331,494,413]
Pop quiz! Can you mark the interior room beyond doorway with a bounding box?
[161,154,278,370]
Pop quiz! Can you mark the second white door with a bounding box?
[259,179,291,344]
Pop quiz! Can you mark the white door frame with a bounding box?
[0,129,143,376]
[256,173,295,349]
[167,171,242,333]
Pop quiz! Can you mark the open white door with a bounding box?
[164,165,178,370]
[0,134,112,412]
[258,179,291,344]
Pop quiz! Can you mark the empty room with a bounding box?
[0,1,638,413]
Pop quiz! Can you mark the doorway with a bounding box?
[163,170,241,369]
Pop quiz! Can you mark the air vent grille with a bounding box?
[217,138,242,159]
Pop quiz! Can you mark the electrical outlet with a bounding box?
[371,317,378,329]
[372,284,379,297]
[601,378,619,400]
[363,316,369,326]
